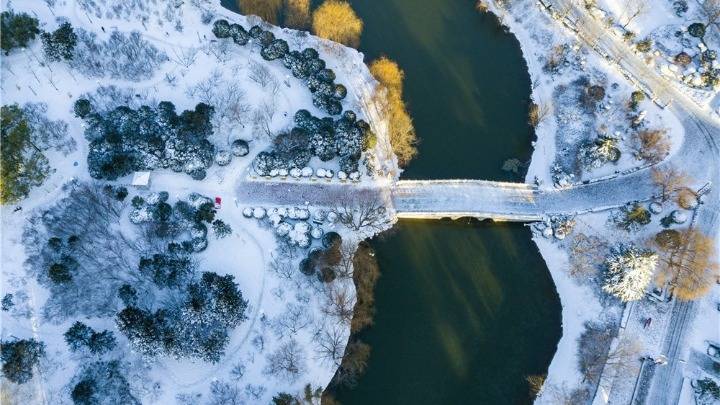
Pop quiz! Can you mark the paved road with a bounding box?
[538,1,720,404]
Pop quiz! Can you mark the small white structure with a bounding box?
[131,171,151,188]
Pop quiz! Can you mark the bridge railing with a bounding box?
[394,179,537,190]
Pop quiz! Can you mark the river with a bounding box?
[221,1,562,403]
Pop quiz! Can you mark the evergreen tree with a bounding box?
[1,105,50,203]
[603,245,658,301]
[117,284,138,307]
[87,330,116,355]
[273,393,300,405]
[65,321,94,352]
[41,22,78,61]
[139,253,194,288]
[0,338,45,384]
[71,361,139,405]
[212,219,232,238]
[0,11,40,54]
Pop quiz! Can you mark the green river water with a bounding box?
[221,1,562,403]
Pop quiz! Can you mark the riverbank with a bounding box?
[481,0,713,402]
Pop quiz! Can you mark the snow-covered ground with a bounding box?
[592,0,720,112]
[1,0,396,403]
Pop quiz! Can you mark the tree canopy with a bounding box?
[312,1,363,47]
[369,57,417,166]
[0,11,40,54]
[41,22,78,61]
[1,105,50,204]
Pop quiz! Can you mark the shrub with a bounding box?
[212,19,232,38]
[629,90,645,110]
[695,378,720,402]
[688,22,706,38]
[0,11,40,54]
[674,51,692,66]
[312,0,363,47]
[231,139,250,156]
[299,258,315,276]
[318,267,337,283]
[615,203,652,231]
[636,38,652,52]
[83,101,215,180]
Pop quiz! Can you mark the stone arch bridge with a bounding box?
[236,172,659,223]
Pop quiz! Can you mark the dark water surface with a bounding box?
[221,1,562,403]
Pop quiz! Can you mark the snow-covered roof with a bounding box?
[131,171,151,186]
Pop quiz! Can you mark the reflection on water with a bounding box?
[335,220,560,404]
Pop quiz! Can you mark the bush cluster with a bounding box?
[76,99,215,180]
[116,271,248,363]
[254,109,369,175]
[213,19,347,115]
[299,231,342,280]
[129,192,217,253]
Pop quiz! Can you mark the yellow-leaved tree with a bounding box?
[283,0,311,29]
[654,229,719,300]
[311,0,363,47]
[238,0,282,24]
[369,57,417,166]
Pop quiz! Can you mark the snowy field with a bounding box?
[1,0,396,403]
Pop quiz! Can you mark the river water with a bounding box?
[221,1,562,403]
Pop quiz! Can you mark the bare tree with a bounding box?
[272,303,313,338]
[248,60,273,87]
[334,241,357,279]
[207,381,242,405]
[251,98,277,140]
[314,324,346,367]
[264,339,307,383]
[620,0,647,28]
[703,0,720,26]
[333,197,391,232]
[331,340,370,388]
[528,101,553,127]
[186,71,250,138]
[270,243,300,283]
[23,182,151,320]
[171,48,198,69]
[651,166,691,202]
[577,321,640,387]
[567,233,608,277]
[207,40,232,63]
[321,284,355,325]
[633,128,670,164]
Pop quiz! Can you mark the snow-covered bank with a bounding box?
[484,0,718,403]
[0,0,397,403]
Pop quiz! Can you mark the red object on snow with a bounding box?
[215,197,222,208]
